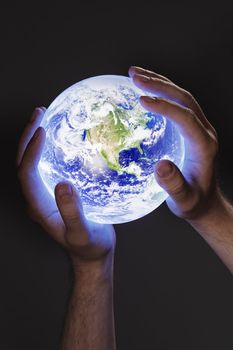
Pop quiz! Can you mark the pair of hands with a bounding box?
[16,66,220,265]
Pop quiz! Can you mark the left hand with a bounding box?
[129,66,220,222]
[16,107,116,264]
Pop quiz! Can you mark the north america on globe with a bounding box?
[38,75,185,224]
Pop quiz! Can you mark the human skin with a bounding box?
[16,108,116,350]
[16,66,233,348]
[129,66,233,274]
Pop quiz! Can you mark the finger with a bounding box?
[55,182,89,247]
[140,96,211,151]
[16,107,46,167]
[154,160,197,216]
[18,127,46,172]
[128,66,172,82]
[18,126,66,246]
[133,74,215,133]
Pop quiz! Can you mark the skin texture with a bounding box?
[16,65,233,349]
[129,66,233,274]
[16,108,116,350]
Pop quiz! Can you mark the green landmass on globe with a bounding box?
[38,75,185,224]
[86,104,151,176]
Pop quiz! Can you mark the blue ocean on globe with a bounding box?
[38,75,185,224]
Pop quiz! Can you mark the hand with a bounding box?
[16,108,116,265]
[129,66,221,222]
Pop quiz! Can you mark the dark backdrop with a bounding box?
[1,1,233,349]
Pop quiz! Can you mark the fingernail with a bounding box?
[57,183,73,197]
[30,110,38,122]
[130,66,145,72]
[135,74,150,83]
[155,161,173,177]
[141,96,159,103]
[30,107,44,122]
[129,66,145,77]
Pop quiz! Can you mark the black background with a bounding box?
[1,1,233,349]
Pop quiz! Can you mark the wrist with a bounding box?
[187,188,233,235]
[71,250,115,284]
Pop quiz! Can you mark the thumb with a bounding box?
[55,182,89,246]
[154,160,192,207]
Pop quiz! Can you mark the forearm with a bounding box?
[60,254,116,350]
[188,190,233,274]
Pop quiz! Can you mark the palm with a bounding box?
[129,66,218,220]
[27,169,115,254]
[165,134,216,218]
[17,108,115,258]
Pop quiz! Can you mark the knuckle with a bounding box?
[182,90,195,108]
[185,90,194,103]
[64,211,85,229]
[185,107,197,123]
[205,131,219,158]
[179,191,202,219]
[64,214,79,226]
[66,227,91,250]
[210,126,218,139]
[168,179,186,197]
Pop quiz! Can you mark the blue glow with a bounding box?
[38,75,185,224]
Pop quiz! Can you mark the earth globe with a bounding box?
[38,75,185,224]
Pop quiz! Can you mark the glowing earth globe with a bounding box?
[38,75,185,224]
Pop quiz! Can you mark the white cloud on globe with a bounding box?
[38,75,185,224]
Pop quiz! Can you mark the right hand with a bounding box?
[129,66,221,223]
